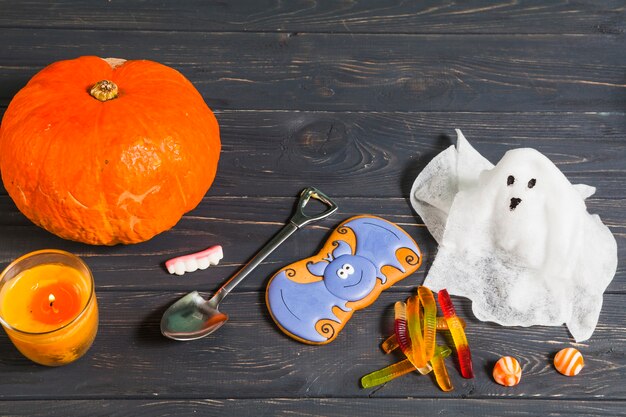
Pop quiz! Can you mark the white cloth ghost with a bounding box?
[411,130,617,342]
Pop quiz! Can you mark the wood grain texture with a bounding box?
[0,195,623,292]
[0,2,624,416]
[1,31,625,111]
[0,292,624,400]
[0,0,624,35]
[0,110,624,198]
[3,399,626,417]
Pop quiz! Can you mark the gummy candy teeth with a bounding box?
[165,245,223,276]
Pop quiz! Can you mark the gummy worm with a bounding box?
[381,317,466,354]
[406,295,428,368]
[360,345,455,389]
[438,289,474,379]
[394,302,411,353]
[430,345,453,392]
[393,302,431,375]
[418,286,437,362]
[360,359,416,389]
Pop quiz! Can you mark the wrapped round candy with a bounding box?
[554,347,584,376]
[493,356,522,386]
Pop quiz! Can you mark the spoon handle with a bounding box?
[209,187,338,306]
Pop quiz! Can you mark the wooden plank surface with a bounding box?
[0,0,624,34]
[0,292,624,400]
[1,31,625,111]
[0,1,624,416]
[0,195,624,292]
[3,399,626,417]
[0,110,624,198]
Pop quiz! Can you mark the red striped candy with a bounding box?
[554,347,584,376]
[493,356,522,386]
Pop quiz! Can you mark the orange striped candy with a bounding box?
[493,356,522,386]
[554,347,584,376]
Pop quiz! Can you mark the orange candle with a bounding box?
[0,250,98,366]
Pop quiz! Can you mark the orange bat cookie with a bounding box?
[266,215,422,344]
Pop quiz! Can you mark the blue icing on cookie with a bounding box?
[267,270,350,343]
[343,217,418,283]
[320,254,377,301]
[267,216,420,343]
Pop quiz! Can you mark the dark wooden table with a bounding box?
[0,2,624,416]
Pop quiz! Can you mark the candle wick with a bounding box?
[48,293,56,307]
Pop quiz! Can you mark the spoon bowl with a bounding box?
[161,291,229,341]
[160,187,338,341]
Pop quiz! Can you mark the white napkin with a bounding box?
[411,130,617,342]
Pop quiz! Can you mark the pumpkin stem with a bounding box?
[90,80,118,102]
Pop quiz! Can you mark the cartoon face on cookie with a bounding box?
[310,250,378,302]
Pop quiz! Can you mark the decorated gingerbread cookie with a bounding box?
[266,215,422,344]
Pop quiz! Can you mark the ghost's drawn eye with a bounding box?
[507,175,515,186]
[337,269,348,279]
[343,264,354,275]
[528,178,536,189]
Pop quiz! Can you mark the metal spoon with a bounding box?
[160,187,338,341]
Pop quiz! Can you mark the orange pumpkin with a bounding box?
[0,56,221,245]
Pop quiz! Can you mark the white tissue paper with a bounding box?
[411,130,617,342]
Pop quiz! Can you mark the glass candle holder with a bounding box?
[0,249,98,366]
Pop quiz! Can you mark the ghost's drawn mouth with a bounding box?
[510,197,522,211]
[344,272,364,288]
